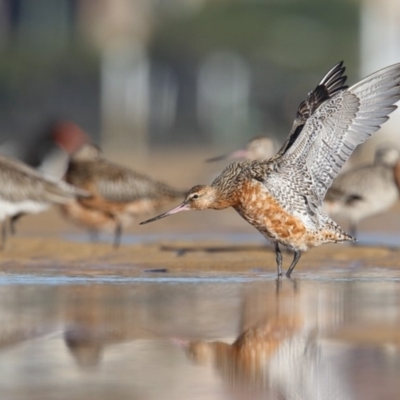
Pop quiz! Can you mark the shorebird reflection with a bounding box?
[177,283,353,400]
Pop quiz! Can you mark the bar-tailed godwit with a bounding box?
[324,145,399,238]
[141,62,400,277]
[60,144,185,247]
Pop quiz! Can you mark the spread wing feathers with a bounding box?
[93,167,185,203]
[276,61,348,157]
[276,62,400,204]
[299,61,349,120]
[0,157,85,203]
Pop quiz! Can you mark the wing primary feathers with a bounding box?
[275,61,348,157]
[275,62,400,204]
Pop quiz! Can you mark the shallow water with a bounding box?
[0,270,399,400]
[65,230,400,248]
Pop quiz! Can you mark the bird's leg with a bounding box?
[349,222,357,244]
[10,213,24,235]
[286,250,301,278]
[113,222,122,249]
[274,242,283,277]
[1,221,7,250]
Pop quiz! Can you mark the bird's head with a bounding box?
[140,185,218,225]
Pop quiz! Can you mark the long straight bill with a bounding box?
[140,202,190,225]
[205,153,230,162]
[205,149,248,163]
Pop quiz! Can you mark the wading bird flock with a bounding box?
[2,61,400,277]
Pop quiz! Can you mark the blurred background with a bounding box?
[0,0,399,163]
[1,4,400,400]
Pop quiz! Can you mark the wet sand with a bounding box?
[2,229,400,277]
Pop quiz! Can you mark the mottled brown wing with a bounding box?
[85,161,184,204]
[274,63,400,204]
[276,62,348,158]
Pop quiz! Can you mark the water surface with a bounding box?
[0,270,399,400]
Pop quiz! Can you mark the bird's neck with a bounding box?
[209,162,247,209]
[208,184,240,210]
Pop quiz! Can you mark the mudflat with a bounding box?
[1,146,399,277]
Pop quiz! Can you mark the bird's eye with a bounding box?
[192,194,199,199]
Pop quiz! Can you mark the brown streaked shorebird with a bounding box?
[60,144,185,248]
[206,135,277,162]
[0,155,88,248]
[324,145,400,239]
[141,61,400,277]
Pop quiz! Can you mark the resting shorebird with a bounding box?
[0,155,88,248]
[141,61,400,277]
[324,145,400,238]
[60,144,185,247]
[206,135,277,162]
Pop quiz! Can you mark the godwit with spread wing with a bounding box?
[324,145,400,238]
[141,62,400,277]
[60,144,185,247]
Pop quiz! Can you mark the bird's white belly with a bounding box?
[0,199,49,221]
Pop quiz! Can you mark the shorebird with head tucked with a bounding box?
[141,62,400,277]
[60,144,185,247]
[206,135,277,162]
[0,155,88,248]
[324,145,400,238]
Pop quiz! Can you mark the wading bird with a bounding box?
[324,145,400,238]
[60,144,185,247]
[141,62,400,277]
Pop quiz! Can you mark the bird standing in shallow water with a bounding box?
[141,62,400,277]
[324,145,400,239]
[60,144,185,247]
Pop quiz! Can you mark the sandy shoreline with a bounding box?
[0,232,399,277]
[0,147,399,278]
